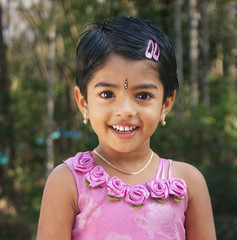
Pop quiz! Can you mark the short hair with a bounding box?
[76,16,178,103]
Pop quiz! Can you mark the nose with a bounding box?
[114,95,136,118]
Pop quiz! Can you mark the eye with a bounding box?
[100,91,115,99]
[136,92,153,100]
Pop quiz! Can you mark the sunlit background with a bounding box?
[0,0,236,239]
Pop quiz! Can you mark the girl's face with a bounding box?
[75,54,175,154]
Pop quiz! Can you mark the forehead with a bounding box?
[91,54,160,84]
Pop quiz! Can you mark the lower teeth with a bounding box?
[116,130,132,133]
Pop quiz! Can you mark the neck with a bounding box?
[94,145,153,173]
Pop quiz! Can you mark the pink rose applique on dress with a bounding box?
[76,151,188,207]
[146,179,169,202]
[74,151,95,173]
[85,166,109,188]
[168,178,187,202]
[107,176,127,200]
[125,184,150,209]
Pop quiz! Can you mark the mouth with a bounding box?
[110,125,138,134]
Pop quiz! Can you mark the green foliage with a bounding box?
[7,166,43,219]
[215,215,237,240]
[0,1,236,239]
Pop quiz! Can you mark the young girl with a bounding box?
[37,16,216,240]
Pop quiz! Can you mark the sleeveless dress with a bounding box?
[64,151,188,240]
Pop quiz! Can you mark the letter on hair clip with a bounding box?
[153,43,160,61]
[145,39,154,59]
[145,39,160,62]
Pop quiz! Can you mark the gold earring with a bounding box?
[83,113,88,125]
[161,114,166,126]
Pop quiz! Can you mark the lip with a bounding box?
[109,124,138,139]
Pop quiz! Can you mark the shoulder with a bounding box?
[171,161,208,201]
[172,160,216,239]
[163,159,217,239]
[37,163,78,239]
[42,163,78,213]
[49,162,74,179]
[172,160,205,181]
[46,163,76,191]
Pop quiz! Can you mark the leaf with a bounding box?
[84,178,90,187]
[132,204,144,210]
[156,198,168,203]
[174,197,185,202]
[107,195,123,201]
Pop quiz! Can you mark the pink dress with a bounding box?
[64,151,188,240]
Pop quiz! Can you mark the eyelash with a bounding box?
[135,92,153,100]
[99,91,153,100]
[99,91,115,99]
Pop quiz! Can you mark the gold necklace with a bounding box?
[93,149,154,175]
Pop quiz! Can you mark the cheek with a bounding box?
[88,106,109,130]
[143,106,162,127]
[143,104,162,118]
[149,116,160,130]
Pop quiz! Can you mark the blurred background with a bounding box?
[0,0,236,239]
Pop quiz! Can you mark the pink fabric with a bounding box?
[64,152,188,240]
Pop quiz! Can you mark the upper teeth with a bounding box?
[112,125,136,131]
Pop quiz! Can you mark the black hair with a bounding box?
[76,16,179,103]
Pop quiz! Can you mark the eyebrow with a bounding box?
[133,83,158,90]
[94,82,119,88]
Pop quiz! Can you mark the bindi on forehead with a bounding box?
[124,79,128,89]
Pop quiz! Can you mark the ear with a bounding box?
[74,86,88,116]
[160,91,176,119]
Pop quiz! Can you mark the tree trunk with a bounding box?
[189,0,199,109]
[199,0,210,108]
[174,0,184,120]
[46,0,56,177]
[0,3,15,171]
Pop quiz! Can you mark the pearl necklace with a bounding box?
[93,149,154,175]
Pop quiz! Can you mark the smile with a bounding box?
[111,125,137,133]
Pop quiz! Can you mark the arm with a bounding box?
[36,163,78,240]
[184,164,216,240]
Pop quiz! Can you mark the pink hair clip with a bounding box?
[145,39,160,61]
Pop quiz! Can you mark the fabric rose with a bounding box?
[168,178,187,202]
[74,151,95,173]
[107,176,127,199]
[85,166,109,188]
[146,179,169,202]
[125,184,150,208]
